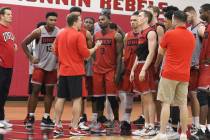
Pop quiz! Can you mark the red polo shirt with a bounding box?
[160,26,195,82]
[54,27,90,76]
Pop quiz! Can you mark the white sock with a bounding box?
[192,117,195,125]
[200,125,206,133]
[106,99,114,120]
[119,92,126,115]
[29,113,34,117]
[194,117,200,128]
[55,121,62,127]
[122,113,131,123]
[43,113,50,119]
[149,123,155,128]
[145,123,149,128]
[207,124,210,131]
[92,113,98,122]
[122,94,133,123]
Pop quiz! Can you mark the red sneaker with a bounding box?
[69,128,90,136]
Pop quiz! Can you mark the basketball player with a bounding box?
[120,11,140,135]
[26,21,47,116]
[22,12,59,127]
[196,3,210,139]
[78,17,95,131]
[90,13,123,133]
[94,9,125,125]
[184,6,206,138]
[130,10,157,137]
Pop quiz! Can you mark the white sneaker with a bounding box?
[0,120,13,128]
[89,121,97,129]
[145,127,157,136]
[152,133,168,140]
[0,122,4,128]
[78,122,90,131]
[179,133,187,140]
[166,127,179,140]
[132,128,147,136]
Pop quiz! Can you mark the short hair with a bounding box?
[132,11,139,16]
[100,13,111,20]
[139,10,153,24]
[0,7,11,15]
[100,8,111,19]
[109,23,118,30]
[84,17,95,23]
[173,10,187,23]
[67,13,80,26]
[162,6,179,13]
[100,8,111,16]
[36,22,46,28]
[184,6,196,13]
[45,12,58,19]
[148,6,160,17]
[201,4,210,12]
[164,10,175,20]
[69,6,82,13]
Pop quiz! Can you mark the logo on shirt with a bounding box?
[41,37,56,44]
[204,31,209,39]
[127,39,138,46]
[97,39,112,46]
[2,32,15,42]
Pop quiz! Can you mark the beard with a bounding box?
[99,24,108,30]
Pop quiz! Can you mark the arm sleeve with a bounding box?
[77,33,90,59]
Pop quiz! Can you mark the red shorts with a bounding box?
[133,64,156,94]
[119,70,133,93]
[31,68,57,86]
[189,68,199,92]
[93,70,117,96]
[85,76,93,96]
[198,64,210,90]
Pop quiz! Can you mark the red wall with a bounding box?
[0,4,130,97]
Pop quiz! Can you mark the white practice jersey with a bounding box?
[34,26,59,71]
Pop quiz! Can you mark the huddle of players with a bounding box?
[20,4,210,139]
